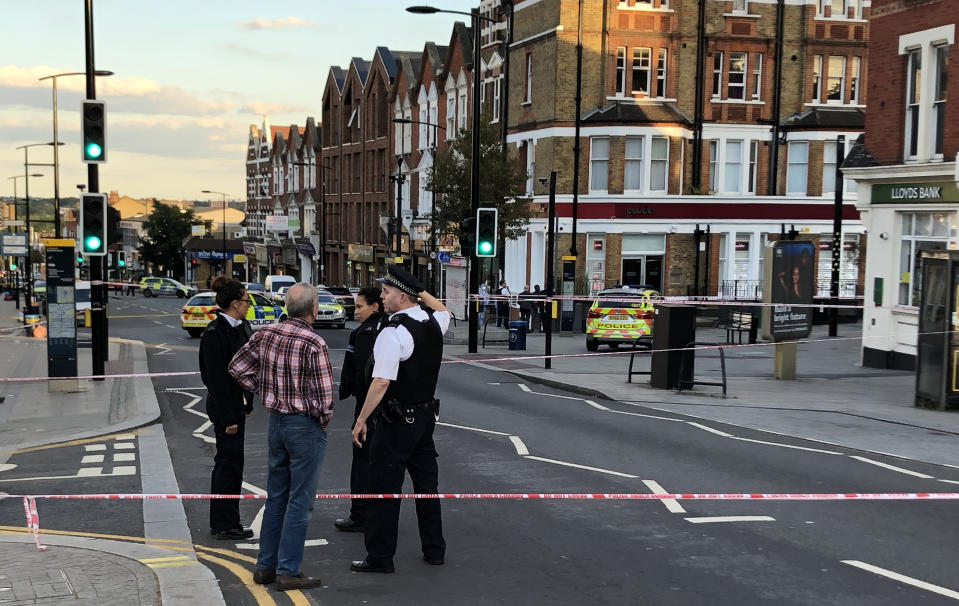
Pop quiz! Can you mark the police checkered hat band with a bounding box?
[379,273,419,296]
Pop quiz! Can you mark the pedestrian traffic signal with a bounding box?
[81,100,106,164]
[80,193,107,256]
[475,207,498,258]
[459,215,476,256]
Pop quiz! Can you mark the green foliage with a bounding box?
[425,115,531,241]
[138,201,206,279]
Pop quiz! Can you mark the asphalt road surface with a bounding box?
[5,292,958,605]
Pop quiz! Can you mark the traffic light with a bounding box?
[118,252,126,267]
[9,261,16,271]
[475,207,498,258]
[80,193,107,256]
[81,100,106,163]
[459,215,476,256]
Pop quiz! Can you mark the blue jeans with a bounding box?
[256,411,327,576]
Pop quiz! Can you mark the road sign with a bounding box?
[5,220,25,227]
[438,251,451,263]
[0,233,28,256]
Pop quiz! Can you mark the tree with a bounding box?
[425,114,531,244]
[138,201,208,279]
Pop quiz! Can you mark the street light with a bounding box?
[16,142,62,313]
[290,160,333,285]
[38,70,113,238]
[6,174,45,225]
[407,5,498,354]
[393,117,446,292]
[201,190,229,276]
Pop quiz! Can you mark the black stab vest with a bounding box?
[382,312,444,405]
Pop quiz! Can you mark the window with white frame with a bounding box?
[823,138,858,195]
[446,97,455,137]
[812,55,823,102]
[524,53,533,103]
[751,53,763,100]
[820,0,859,19]
[732,0,747,13]
[826,56,846,102]
[899,212,952,305]
[650,136,668,192]
[418,107,427,149]
[525,139,536,195]
[656,49,667,98]
[492,78,501,122]
[786,141,808,195]
[624,136,644,191]
[429,104,438,146]
[273,167,278,195]
[905,48,921,158]
[933,44,949,156]
[632,48,651,95]
[616,47,627,95]
[723,140,743,194]
[728,53,747,100]
[748,141,758,193]
[394,108,402,153]
[708,141,718,192]
[403,107,412,153]
[458,90,467,130]
[589,137,609,192]
[712,52,723,97]
[850,56,862,104]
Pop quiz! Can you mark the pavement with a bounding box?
[0,297,225,606]
[1,295,958,604]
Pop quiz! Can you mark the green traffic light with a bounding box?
[85,142,103,159]
[478,241,493,254]
[84,235,102,251]
[9,263,16,270]
[118,259,126,267]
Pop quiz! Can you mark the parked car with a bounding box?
[322,286,356,321]
[312,291,346,329]
[140,276,195,298]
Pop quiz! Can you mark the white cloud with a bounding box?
[237,16,320,30]
[237,102,310,116]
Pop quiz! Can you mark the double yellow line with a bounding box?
[0,525,311,606]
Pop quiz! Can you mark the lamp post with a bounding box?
[38,70,113,238]
[201,190,229,276]
[6,174,42,311]
[393,117,446,291]
[389,158,406,269]
[16,142,61,313]
[407,5,498,354]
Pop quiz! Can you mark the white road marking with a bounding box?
[685,516,776,524]
[115,434,136,440]
[437,421,511,436]
[81,455,105,464]
[730,436,842,456]
[686,422,733,438]
[509,436,529,456]
[523,455,639,478]
[84,444,107,452]
[113,442,135,450]
[235,539,328,551]
[841,560,959,600]
[517,383,592,402]
[939,479,959,486]
[609,408,685,422]
[113,453,136,462]
[76,467,103,477]
[163,387,207,392]
[849,456,934,479]
[154,342,174,356]
[584,400,610,411]
[0,464,17,473]
[488,382,501,385]
[642,480,686,513]
[112,465,137,475]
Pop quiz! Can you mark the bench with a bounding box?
[721,310,756,344]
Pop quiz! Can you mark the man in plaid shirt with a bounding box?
[229,282,334,592]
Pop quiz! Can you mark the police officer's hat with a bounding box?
[376,265,424,297]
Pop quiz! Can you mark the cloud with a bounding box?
[237,102,310,116]
[237,16,320,30]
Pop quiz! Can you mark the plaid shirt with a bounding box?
[228,317,335,428]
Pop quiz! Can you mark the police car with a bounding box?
[181,291,288,338]
[140,276,195,298]
[312,291,347,329]
[585,287,663,351]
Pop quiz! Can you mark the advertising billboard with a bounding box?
[762,240,815,342]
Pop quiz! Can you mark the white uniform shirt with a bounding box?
[371,307,451,381]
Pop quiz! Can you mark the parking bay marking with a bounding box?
[842,560,959,601]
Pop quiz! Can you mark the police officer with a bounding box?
[350,266,449,573]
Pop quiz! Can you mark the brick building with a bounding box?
[845,0,957,369]
[500,0,870,299]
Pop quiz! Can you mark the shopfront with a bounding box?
[851,167,959,370]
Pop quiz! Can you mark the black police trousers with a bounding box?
[349,396,372,524]
[210,421,245,532]
[364,411,445,567]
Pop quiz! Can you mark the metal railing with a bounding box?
[718,279,860,300]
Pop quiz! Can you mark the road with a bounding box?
[4,292,959,605]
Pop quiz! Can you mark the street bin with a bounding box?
[650,303,696,389]
[508,320,527,351]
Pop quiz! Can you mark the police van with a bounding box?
[585,287,662,351]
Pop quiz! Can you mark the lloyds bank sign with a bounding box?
[872,181,959,204]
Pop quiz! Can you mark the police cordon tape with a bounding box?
[0,328,957,383]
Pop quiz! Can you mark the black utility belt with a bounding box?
[377,398,440,425]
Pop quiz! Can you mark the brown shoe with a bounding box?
[276,573,323,591]
[253,568,276,584]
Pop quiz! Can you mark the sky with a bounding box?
[1,0,478,203]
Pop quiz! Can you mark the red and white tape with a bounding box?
[22,497,46,551]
